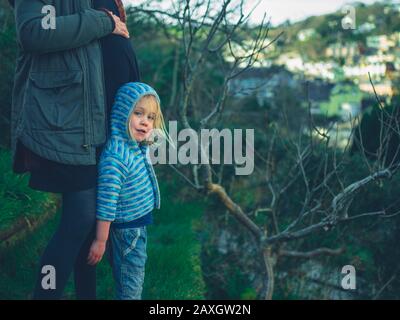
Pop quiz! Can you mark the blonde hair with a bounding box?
[129,94,173,147]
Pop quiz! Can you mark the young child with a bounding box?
[87,82,166,300]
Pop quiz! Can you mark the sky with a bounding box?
[123,0,399,26]
[242,0,392,25]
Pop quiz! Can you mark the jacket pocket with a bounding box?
[27,70,84,132]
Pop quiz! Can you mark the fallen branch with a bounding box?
[0,195,59,252]
[279,247,345,259]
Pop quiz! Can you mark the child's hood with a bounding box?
[110,82,160,142]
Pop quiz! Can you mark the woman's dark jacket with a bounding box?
[11,0,141,192]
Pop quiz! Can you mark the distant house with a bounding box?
[303,62,336,81]
[365,53,395,65]
[306,81,359,118]
[366,35,395,51]
[276,52,304,72]
[325,42,359,59]
[279,53,337,81]
[303,79,335,102]
[391,32,400,46]
[359,80,394,97]
[227,66,297,106]
[297,28,317,42]
[355,22,376,34]
[343,63,386,80]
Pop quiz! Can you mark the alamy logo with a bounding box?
[41,5,56,30]
[341,5,356,30]
[41,265,56,290]
[148,121,255,176]
[341,265,356,290]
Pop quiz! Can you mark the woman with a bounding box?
[10,0,140,299]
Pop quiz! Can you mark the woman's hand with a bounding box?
[111,13,130,38]
[87,239,107,265]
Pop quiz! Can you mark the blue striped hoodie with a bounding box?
[96,82,161,224]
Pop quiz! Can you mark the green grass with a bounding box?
[0,148,55,235]
[143,196,206,299]
[0,211,60,299]
[0,164,206,299]
[0,209,116,300]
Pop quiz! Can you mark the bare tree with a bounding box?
[128,0,400,299]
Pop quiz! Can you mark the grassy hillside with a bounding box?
[265,1,399,60]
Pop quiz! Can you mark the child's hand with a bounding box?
[87,239,107,265]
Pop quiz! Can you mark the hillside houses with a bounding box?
[325,42,360,60]
[276,52,336,81]
[223,0,400,132]
[366,35,396,52]
[343,63,386,80]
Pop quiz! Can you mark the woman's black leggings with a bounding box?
[32,187,97,300]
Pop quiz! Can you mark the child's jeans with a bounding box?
[109,225,148,300]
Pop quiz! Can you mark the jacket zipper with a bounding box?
[80,0,92,154]
[91,0,109,146]
[99,44,110,142]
